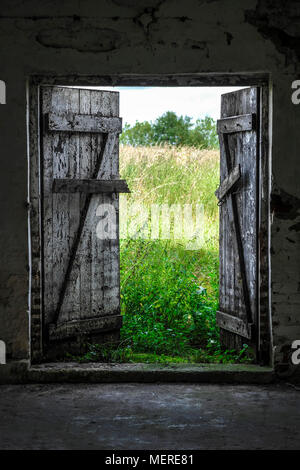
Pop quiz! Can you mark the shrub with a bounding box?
[120,239,219,356]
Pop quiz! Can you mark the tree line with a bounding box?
[120,111,219,149]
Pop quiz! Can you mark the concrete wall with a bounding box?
[0,0,299,372]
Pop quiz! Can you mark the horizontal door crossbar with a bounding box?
[52,178,130,194]
[217,113,255,134]
[46,112,122,134]
[49,315,123,341]
[216,310,253,339]
[215,164,241,201]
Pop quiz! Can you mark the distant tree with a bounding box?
[120,112,219,149]
[152,111,192,146]
[189,116,219,149]
[120,121,154,146]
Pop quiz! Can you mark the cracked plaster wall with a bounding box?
[0,0,299,372]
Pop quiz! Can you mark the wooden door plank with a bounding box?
[52,87,81,324]
[65,91,81,323]
[78,88,92,322]
[52,178,130,194]
[49,314,122,341]
[216,311,252,339]
[47,113,122,134]
[90,91,120,319]
[215,164,241,201]
[42,87,55,323]
[217,113,255,134]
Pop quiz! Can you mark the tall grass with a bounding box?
[120,145,219,211]
[75,145,252,364]
[118,145,226,362]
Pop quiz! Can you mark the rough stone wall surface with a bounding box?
[0,0,299,371]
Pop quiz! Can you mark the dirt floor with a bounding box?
[0,383,299,450]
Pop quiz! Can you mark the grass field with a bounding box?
[76,145,251,364]
[116,145,249,364]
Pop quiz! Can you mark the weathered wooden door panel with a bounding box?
[41,86,127,351]
[216,87,258,351]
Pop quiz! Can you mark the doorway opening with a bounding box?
[28,75,271,367]
[109,86,247,365]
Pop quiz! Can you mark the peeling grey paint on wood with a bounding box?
[218,87,258,351]
[52,178,130,194]
[47,113,122,134]
[216,310,252,339]
[215,164,240,202]
[217,114,255,134]
[41,86,122,353]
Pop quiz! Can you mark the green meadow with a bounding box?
[74,144,251,364]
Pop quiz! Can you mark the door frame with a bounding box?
[27,73,272,365]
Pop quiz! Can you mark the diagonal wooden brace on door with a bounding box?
[47,113,129,331]
[215,164,241,204]
[216,114,256,338]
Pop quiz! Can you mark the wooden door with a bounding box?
[41,86,129,357]
[215,87,259,352]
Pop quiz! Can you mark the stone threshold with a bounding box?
[0,360,275,384]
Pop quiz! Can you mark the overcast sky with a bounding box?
[97,86,244,126]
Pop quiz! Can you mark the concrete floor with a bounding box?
[0,383,299,449]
